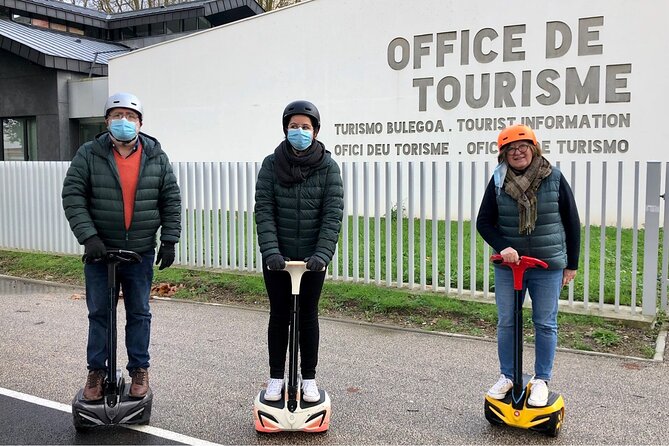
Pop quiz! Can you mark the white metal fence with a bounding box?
[0,160,667,317]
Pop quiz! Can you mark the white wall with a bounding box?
[108,0,669,225]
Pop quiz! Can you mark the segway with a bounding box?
[253,261,331,433]
[72,249,153,431]
[484,255,565,437]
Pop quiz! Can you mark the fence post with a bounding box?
[642,161,661,316]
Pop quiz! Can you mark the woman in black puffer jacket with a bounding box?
[254,100,343,403]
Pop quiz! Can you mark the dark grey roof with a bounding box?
[0,0,265,29]
[0,0,110,28]
[106,0,265,28]
[0,17,129,75]
[17,0,110,19]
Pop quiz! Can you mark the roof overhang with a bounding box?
[0,0,265,30]
[0,17,130,76]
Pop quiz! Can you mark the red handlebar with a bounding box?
[490,255,548,290]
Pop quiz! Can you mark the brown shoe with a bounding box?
[129,368,149,398]
[82,369,105,401]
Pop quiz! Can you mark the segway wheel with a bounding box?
[72,414,91,433]
[546,407,564,437]
[138,401,152,425]
[484,403,504,426]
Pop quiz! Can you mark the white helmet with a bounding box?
[104,92,143,120]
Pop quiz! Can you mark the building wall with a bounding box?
[108,0,669,226]
[108,0,669,165]
[0,50,86,160]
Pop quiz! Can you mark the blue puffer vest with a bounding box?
[495,168,567,269]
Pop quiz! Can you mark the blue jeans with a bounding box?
[494,266,562,381]
[84,252,154,371]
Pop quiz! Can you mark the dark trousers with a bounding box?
[84,252,154,371]
[263,265,325,380]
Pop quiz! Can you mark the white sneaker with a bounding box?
[301,379,320,403]
[527,378,549,407]
[264,378,283,401]
[487,374,513,400]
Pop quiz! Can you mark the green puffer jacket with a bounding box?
[62,132,181,254]
[254,150,344,264]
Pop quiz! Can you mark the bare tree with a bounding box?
[60,0,301,13]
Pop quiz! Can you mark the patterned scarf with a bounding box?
[273,139,325,187]
[503,156,552,234]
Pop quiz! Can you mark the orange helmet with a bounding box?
[497,124,537,149]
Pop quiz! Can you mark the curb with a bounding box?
[1,275,663,364]
[654,329,667,362]
[152,296,666,363]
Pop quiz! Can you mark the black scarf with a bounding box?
[274,139,326,187]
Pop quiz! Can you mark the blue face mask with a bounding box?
[287,128,313,151]
[109,118,138,142]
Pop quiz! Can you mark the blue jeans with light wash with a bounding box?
[84,252,154,371]
[494,266,562,381]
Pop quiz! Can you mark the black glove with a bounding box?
[83,235,106,260]
[266,253,286,270]
[156,241,175,270]
[305,256,326,272]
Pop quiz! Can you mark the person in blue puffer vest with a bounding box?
[476,124,580,407]
[254,100,344,403]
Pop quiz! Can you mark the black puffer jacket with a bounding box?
[62,132,181,254]
[254,145,344,264]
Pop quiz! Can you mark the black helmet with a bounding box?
[282,100,320,134]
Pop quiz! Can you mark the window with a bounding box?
[150,22,165,36]
[1,117,37,161]
[197,17,211,30]
[84,26,103,39]
[183,17,197,32]
[165,19,181,34]
[67,26,84,36]
[135,24,149,37]
[121,26,135,40]
[49,22,68,32]
[11,14,30,25]
[77,119,106,148]
[32,18,50,29]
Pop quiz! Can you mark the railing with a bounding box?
[0,160,666,317]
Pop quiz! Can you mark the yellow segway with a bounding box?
[484,255,564,437]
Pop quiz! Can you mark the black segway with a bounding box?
[72,249,153,431]
[484,254,564,437]
[253,261,331,433]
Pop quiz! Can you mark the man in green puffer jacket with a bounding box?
[254,100,344,403]
[62,92,181,402]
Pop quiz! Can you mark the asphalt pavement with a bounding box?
[0,280,667,445]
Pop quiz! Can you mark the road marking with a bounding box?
[0,387,72,412]
[0,387,221,446]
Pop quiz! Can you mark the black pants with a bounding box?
[263,265,325,380]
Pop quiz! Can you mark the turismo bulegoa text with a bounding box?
[332,113,630,156]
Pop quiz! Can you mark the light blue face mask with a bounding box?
[287,128,313,151]
[109,118,138,142]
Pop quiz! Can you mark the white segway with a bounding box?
[253,261,331,433]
